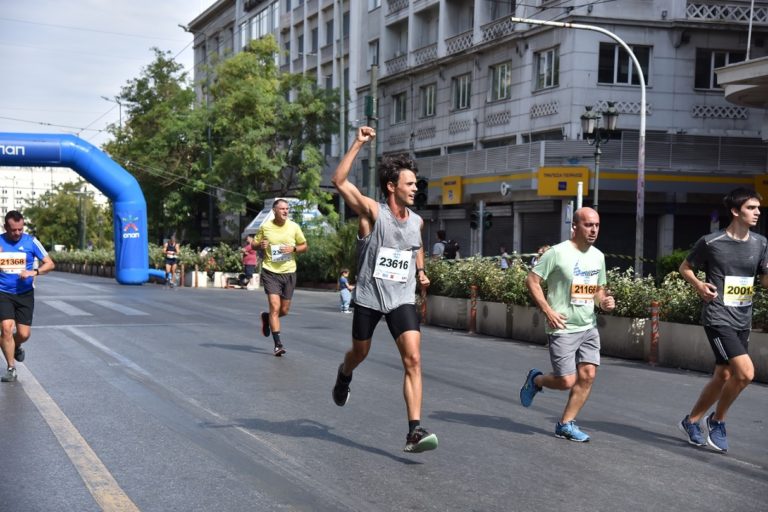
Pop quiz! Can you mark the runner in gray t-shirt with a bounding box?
[330,126,437,454]
[677,187,768,453]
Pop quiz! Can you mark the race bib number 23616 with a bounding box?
[372,247,412,282]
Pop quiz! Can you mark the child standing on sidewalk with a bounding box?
[339,269,355,313]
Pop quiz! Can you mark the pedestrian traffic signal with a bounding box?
[470,209,480,229]
[415,178,428,208]
[483,211,493,230]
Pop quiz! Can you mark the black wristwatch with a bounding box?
[34,269,40,276]
[416,268,425,274]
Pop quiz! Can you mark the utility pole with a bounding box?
[78,187,88,250]
[368,65,378,200]
[337,0,346,221]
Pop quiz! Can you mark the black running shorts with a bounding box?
[0,290,35,326]
[260,268,297,300]
[352,303,420,341]
[704,325,750,365]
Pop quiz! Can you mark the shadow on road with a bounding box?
[200,342,272,355]
[209,417,422,465]
[430,410,550,436]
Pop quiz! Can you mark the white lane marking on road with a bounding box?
[17,363,141,512]
[90,300,149,316]
[41,300,93,316]
[41,275,110,291]
[65,326,151,377]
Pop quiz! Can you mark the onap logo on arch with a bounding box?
[121,215,141,239]
[0,144,25,157]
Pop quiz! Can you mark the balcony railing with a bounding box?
[387,0,409,16]
[386,53,408,74]
[414,135,768,180]
[481,15,519,42]
[446,29,473,55]
[412,43,437,65]
[687,1,768,23]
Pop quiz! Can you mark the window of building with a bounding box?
[414,148,441,158]
[325,20,334,46]
[286,0,291,11]
[240,21,250,48]
[489,61,512,101]
[272,2,279,31]
[325,75,333,90]
[369,0,382,10]
[598,43,651,86]
[343,11,350,37]
[284,41,291,65]
[311,27,319,53]
[452,73,472,110]
[392,92,407,124]
[535,47,559,90]
[521,129,564,143]
[447,143,474,154]
[420,83,437,117]
[695,49,746,89]
[490,0,515,19]
[368,40,379,68]
[483,137,515,148]
[297,34,304,55]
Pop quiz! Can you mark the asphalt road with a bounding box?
[1,272,766,511]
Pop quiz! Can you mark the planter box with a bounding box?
[750,331,768,383]
[658,321,715,373]
[597,315,650,361]
[426,295,468,330]
[213,272,240,288]
[477,301,513,338]
[184,271,208,288]
[509,304,548,346]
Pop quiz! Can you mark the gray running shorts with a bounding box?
[548,327,601,376]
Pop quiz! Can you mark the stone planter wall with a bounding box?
[184,271,208,288]
[426,295,468,330]
[425,295,768,383]
[597,315,650,361]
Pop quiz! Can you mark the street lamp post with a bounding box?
[580,102,618,211]
[508,16,647,276]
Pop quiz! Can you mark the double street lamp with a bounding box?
[581,102,619,211]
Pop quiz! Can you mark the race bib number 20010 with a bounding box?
[723,275,754,307]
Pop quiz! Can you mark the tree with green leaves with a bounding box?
[23,181,112,250]
[206,36,339,221]
[102,48,207,244]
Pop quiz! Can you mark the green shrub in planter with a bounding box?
[657,271,703,325]
[605,267,659,319]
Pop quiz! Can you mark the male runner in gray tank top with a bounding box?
[677,187,768,453]
[330,126,437,453]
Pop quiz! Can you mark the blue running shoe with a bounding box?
[520,368,543,407]
[706,413,728,453]
[555,421,590,442]
[678,415,705,446]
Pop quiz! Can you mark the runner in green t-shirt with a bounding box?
[520,207,615,442]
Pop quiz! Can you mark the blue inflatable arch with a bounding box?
[0,133,148,284]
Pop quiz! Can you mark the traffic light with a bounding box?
[483,211,493,230]
[415,178,428,208]
[470,209,480,229]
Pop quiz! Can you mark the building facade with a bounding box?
[0,167,106,216]
[189,0,768,272]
